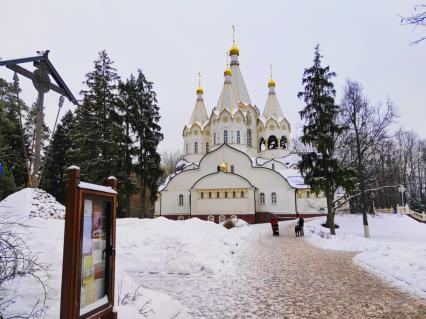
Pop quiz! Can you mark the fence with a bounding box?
[375,205,426,222]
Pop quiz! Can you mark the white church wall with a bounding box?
[297,197,327,214]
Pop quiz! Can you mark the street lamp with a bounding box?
[398,184,406,207]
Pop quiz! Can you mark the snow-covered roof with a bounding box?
[256,153,302,168]
[79,182,117,194]
[276,169,309,189]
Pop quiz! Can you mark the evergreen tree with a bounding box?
[0,165,16,199]
[70,50,125,184]
[0,78,28,188]
[298,45,355,235]
[117,76,139,217]
[69,50,129,213]
[131,70,163,218]
[40,110,74,204]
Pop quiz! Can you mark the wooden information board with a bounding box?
[60,166,118,319]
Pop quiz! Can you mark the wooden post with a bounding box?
[60,166,81,319]
[106,177,118,319]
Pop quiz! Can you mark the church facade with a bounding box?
[155,38,327,223]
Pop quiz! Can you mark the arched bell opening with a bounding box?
[259,138,266,151]
[280,136,288,149]
[267,135,278,150]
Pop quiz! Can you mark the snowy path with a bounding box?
[131,222,426,318]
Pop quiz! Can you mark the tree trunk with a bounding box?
[362,211,370,238]
[326,191,336,235]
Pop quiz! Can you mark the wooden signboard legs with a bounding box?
[60,166,118,319]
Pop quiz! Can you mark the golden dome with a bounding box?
[219,161,228,172]
[268,78,276,87]
[196,85,203,94]
[224,66,232,76]
[229,42,240,56]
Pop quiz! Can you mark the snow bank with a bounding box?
[1,217,190,319]
[117,217,252,275]
[305,214,426,298]
[0,188,65,219]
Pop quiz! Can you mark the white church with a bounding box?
[155,37,327,223]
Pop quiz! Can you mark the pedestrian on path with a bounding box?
[270,215,279,236]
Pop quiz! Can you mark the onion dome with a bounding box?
[224,66,232,76]
[229,42,239,56]
[268,77,276,87]
[196,85,203,94]
[219,161,228,172]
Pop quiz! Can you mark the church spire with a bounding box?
[262,65,284,120]
[228,26,252,105]
[215,57,238,114]
[188,73,209,126]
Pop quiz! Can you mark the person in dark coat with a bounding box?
[296,217,304,237]
[270,216,279,236]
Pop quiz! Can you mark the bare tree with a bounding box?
[339,80,396,237]
[159,150,183,184]
[0,217,47,318]
[401,4,426,44]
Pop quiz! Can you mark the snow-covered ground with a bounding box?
[0,189,252,318]
[118,217,252,275]
[305,213,426,299]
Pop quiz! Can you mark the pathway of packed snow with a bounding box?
[131,222,426,319]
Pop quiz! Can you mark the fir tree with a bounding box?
[117,76,139,217]
[0,78,28,188]
[40,110,74,204]
[70,50,125,185]
[298,45,355,235]
[131,70,163,218]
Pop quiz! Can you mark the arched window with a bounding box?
[240,191,244,198]
[224,130,228,143]
[260,192,265,205]
[216,191,220,198]
[179,194,184,206]
[247,129,252,147]
[225,192,228,198]
[259,138,266,151]
[280,136,288,149]
[246,113,252,125]
[237,131,240,144]
[268,135,278,149]
[231,165,234,173]
[201,192,204,199]
[209,192,212,198]
[233,191,236,198]
[213,132,216,145]
[271,192,277,204]
[194,141,198,154]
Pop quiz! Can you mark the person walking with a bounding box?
[270,215,279,236]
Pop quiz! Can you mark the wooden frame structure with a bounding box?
[60,166,118,319]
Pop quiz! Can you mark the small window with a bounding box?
[194,141,198,154]
[216,192,220,198]
[224,130,228,143]
[307,192,310,198]
[231,165,234,173]
[225,192,228,198]
[233,191,236,198]
[209,192,212,198]
[219,215,226,223]
[260,192,265,205]
[272,163,275,170]
[207,215,215,222]
[271,192,277,204]
[179,194,184,206]
[185,143,189,155]
[240,191,244,198]
[206,142,209,153]
[213,132,216,145]
[217,166,220,172]
[201,192,204,199]
[246,114,252,125]
[247,129,252,147]
[237,131,240,144]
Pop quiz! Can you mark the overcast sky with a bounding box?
[1,0,425,153]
